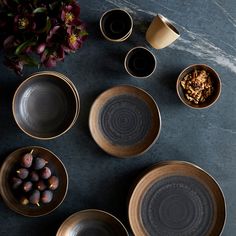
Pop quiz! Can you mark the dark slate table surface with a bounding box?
[0,0,235,235]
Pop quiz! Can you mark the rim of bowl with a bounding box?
[124,46,157,79]
[99,8,133,42]
[12,71,80,140]
[56,209,129,236]
[88,84,162,158]
[128,160,226,236]
[176,64,222,109]
[157,14,180,36]
[0,146,69,217]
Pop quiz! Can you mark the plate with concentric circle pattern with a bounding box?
[128,161,226,236]
[89,85,161,157]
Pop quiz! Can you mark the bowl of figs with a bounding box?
[0,146,68,217]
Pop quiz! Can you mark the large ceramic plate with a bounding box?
[56,209,128,236]
[0,146,68,217]
[89,85,161,157]
[129,161,226,236]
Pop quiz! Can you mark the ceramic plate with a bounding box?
[89,85,161,157]
[0,146,68,217]
[129,161,226,236]
[56,209,129,236]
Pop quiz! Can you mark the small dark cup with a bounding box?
[124,46,157,78]
[100,9,133,42]
[176,64,221,109]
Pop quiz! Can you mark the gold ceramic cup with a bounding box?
[146,14,180,49]
[100,8,133,42]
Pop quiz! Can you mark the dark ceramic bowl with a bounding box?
[13,71,79,139]
[56,209,129,236]
[124,46,157,78]
[100,8,133,42]
[176,64,221,109]
[0,146,68,217]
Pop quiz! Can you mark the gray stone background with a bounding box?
[0,0,235,235]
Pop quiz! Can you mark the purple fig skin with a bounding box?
[30,171,39,182]
[21,152,33,168]
[48,176,59,190]
[23,181,33,192]
[16,168,29,179]
[33,157,47,170]
[37,180,47,191]
[40,167,51,179]
[29,190,40,206]
[41,190,53,204]
[12,177,22,189]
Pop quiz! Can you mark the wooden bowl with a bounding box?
[56,209,129,236]
[89,85,161,158]
[176,64,221,109]
[13,71,79,139]
[0,146,68,217]
[129,161,226,236]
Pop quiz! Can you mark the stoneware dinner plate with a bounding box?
[13,71,79,139]
[0,146,68,217]
[129,161,226,236]
[89,85,161,157]
[56,209,129,236]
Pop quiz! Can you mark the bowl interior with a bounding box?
[0,146,68,217]
[125,47,156,78]
[13,74,77,139]
[177,65,221,108]
[101,9,132,40]
[57,210,128,236]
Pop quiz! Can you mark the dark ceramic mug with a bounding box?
[124,46,157,78]
[100,9,133,42]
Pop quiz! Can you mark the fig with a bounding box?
[12,177,22,189]
[29,190,40,206]
[16,168,29,179]
[30,171,39,182]
[40,167,51,179]
[37,180,47,191]
[48,176,59,190]
[20,196,29,205]
[41,190,53,204]
[22,181,33,192]
[21,150,33,168]
[33,157,47,170]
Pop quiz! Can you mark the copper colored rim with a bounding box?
[89,85,161,158]
[176,64,222,109]
[12,71,80,140]
[56,209,129,236]
[128,160,226,236]
[0,146,68,217]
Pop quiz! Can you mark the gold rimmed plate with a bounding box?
[0,146,68,217]
[89,85,161,158]
[56,209,129,236]
[128,161,226,236]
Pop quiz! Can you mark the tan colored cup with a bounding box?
[146,14,180,49]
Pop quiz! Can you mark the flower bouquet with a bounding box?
[0,0,87,75]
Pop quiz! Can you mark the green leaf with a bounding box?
[33,7,47,14]
[20,55,39,66]
[15,40,35,55]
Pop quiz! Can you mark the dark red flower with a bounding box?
[4,57,23,76]
[61,1,80,25]
[14,15,36,32]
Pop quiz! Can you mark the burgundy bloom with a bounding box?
[14,15,36,32]
[36,43,46,54]
[61,1,80,25]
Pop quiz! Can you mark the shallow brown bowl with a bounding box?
[129,161,226,236]
[13,71,79,139]
[89,85,161,158]
[56,209,129,236]
[176,64,221,109]
[0,146,68,217]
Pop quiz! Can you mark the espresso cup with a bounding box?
[124,46,157,78]
[100,9,133,42]
[146,14,180,49]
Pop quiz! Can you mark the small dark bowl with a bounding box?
[13,71,78,139]
[0,146,68,217]
[124,46,157,78]
[100,8,133,42]
[176,64,221,109]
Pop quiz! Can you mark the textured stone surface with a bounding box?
[0,0,235,235]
